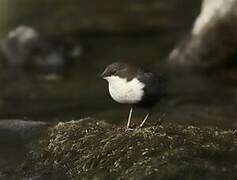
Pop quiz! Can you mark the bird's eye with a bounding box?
[111,69,117,75]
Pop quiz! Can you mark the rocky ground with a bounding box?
[2,118,236,180]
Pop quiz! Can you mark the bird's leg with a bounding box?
[139,113,150,128]
[126,107,133,130]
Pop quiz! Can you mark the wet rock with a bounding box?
[0,119,48,140]
[0,120,49,178]
[168,0,237,69]
[13,118,237,180]
[0,26,81,72]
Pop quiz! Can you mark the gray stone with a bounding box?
[168,0,237,68]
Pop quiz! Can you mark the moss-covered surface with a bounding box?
[10,117,236,180]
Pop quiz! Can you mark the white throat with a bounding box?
[104,75,145,104]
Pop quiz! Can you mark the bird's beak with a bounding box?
[98,70,107,79]
[98,72,104,78]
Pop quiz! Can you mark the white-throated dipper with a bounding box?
[100,62,162,130]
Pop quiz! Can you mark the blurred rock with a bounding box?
[0,119,48,178]
[7,118,237,179]
[0,0,201,35]
[0,26,81,72]
[168,0,237,69]
[0,119,48,140]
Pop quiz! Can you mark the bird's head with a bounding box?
[100,62,142,82]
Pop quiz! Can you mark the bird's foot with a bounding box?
[135,125,145,130]
[125,125,136,131]
[126,127,135,131]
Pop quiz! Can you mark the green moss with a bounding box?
[18,118,237,179]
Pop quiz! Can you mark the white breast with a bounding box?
[104,76,145,104]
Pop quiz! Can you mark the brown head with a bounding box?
[100,62,143,81]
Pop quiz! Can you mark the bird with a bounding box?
[100,62,162,130]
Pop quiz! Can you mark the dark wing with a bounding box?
[138,72,163,107]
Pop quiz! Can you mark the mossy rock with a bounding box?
[16,117,237,179]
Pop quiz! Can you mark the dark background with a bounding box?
[0,0,236,129]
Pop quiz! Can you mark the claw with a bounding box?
[125,127,135,131]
